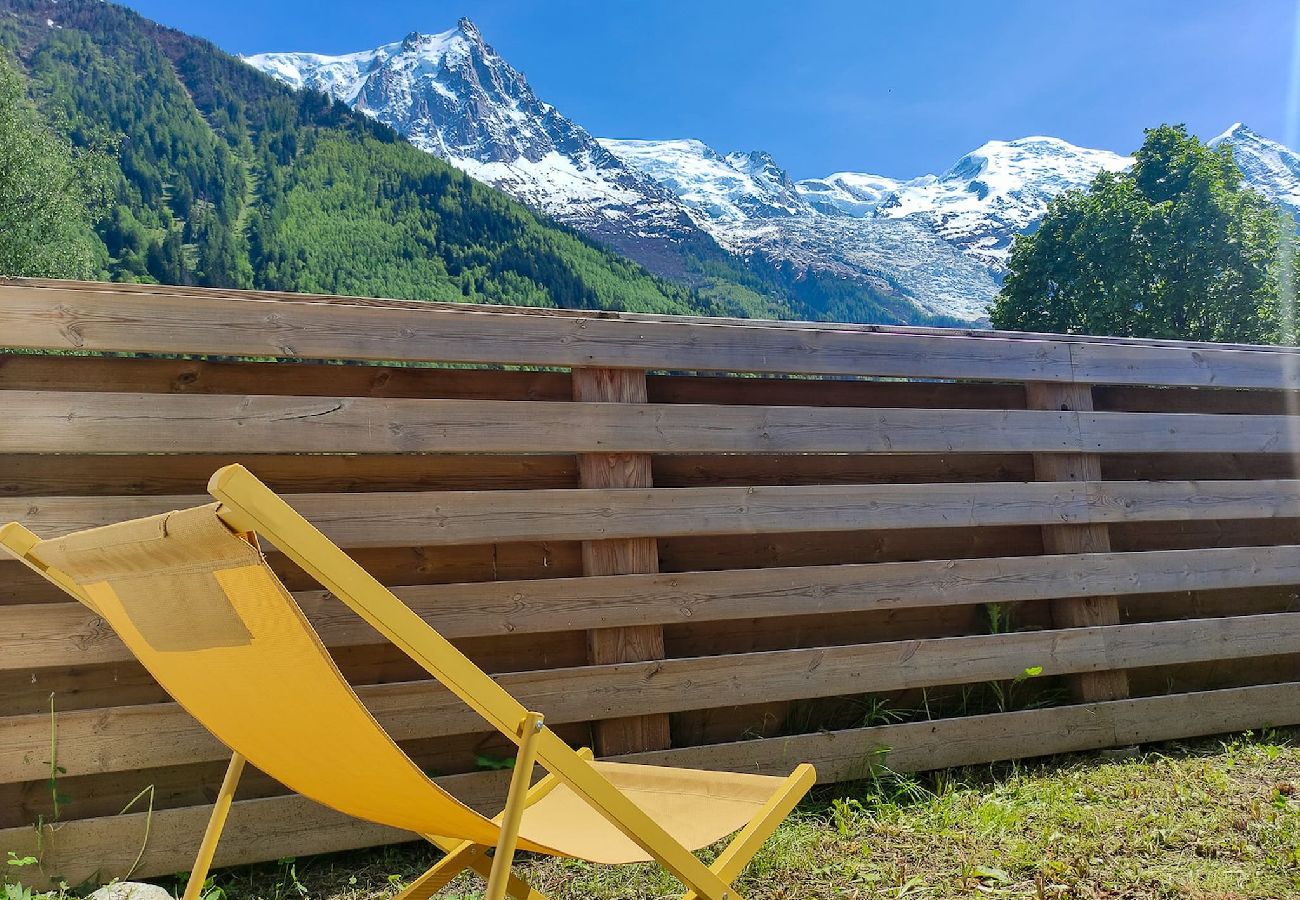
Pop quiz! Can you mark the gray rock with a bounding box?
[89,883,173,900]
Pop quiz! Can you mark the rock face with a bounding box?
[247,20,1300,324]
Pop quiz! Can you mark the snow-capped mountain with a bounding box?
[599,140,805,222]
[247,19,1300,324]
[244,21,712,277]
[796,172,902,217]
[871,137,1132,269]
[1211,123,1300,212]
[604,137,998,320]
[247,21,1000,320]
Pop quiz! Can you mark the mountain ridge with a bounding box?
[0,0,748,317]
[246,23,1001,322]
[248,20,1300,324]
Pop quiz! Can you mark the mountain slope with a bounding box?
[246,25,977,325]
[245,23,730,281]
[1210,123,1300,213]
[871,137,1132,270]
[796,172,901,217]
[0,0,724,315]
[605,137,1000,321]
[244,23,1160,323]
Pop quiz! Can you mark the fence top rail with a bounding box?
[5,279,1300,387]
[9,278,1298,356]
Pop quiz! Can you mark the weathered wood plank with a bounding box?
[572,367,670,754]
[6,682,1297,886]
[653,453,1036,488]
[12,278,1300,355]
[0,284,1074,379]
[10,282,1300,388]
[0,354,573,400]
[7,612,1297,781]
[0,355,1026,410]
[8,480,1300,547]
[0,453,578,498]
[9,544,1300,672]
[626,681,1300,778]
[1027,382,1129,701]
[12,390,1300,455]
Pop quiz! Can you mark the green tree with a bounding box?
[991,124,1293,343]
[0,52,104,278]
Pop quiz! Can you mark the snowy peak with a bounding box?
[603,136,997,321]
[601,138,808,221]
[795,172,901,217]
[1210,123,1300,211]
[871,136,1132,268]
[246,17,1300,326]
[244,23,478,115]
[246,21,707,272]
[248,19,608,171]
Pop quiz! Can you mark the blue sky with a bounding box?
[123,0,1297,180]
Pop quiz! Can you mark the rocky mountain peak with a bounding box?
[1210,123,1300,211]
[456,17,483,41]
[248,18,1299,326]
[246,21,716,278]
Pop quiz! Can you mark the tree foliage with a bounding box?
[991,124,1293,343]
[0,52,105,278]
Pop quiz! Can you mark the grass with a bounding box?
[11,730,1299,900]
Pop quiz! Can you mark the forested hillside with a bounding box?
[0,0,774,315]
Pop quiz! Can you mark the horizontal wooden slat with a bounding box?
[10,544,1300,671]
[15,278,1300,355]
[0,285,1072,379]
[0,354,573,400]
[0,355,1027,410]
[654,453,1036,487]
[7,612,1296,781]
[624,681,1300,778]
[0,453,578,498]
[1094,385,1300,415]
[8,282,1300,387]
[11,391,1300,455]
[8,480,1300,547]
[6,682,1297,887]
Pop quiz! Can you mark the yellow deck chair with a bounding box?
[0,465,814,900]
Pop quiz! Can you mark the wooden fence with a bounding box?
[2,278,1299,883]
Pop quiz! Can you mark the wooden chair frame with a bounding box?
[0,464,814,900]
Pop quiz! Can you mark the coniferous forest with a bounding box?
[0,0,768,316]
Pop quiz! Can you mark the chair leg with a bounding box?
[401,733,580,900]
[679,764,816,900]
[182,752,246,900]
[393,840,483,900]
[485,712,545,900]
[458,845,549,900]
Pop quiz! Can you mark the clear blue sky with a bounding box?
[121,0,1297,180]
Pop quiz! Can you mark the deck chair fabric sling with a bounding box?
[0,464,815,900]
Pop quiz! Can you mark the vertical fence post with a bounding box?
[1026,381,1130,702]
[572,367,672,755]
